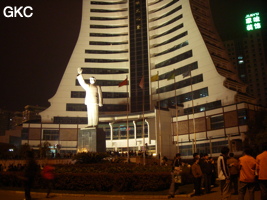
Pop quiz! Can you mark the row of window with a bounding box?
[157,74,203,93]
[89,41,128,45]
[155,50,192,69]
[85,49,128,54]
[149,0,179,14]
[91,1,127,5]
[179,140,228,156]
[160,87,208,107]
[151,23,184,39]
[71,91,128,99]
[158,61,198,80]
[90,32,128,37]
[184,100,222,114]
[79,68,128,74]
[149,5,182,22]
[66,104,127,112]
[85,58,128,63]
[150,14,183,31]
[154,41,188,57]
[152,31,188,48]
[90,16,128,21]
[75,79,124,87]
[91,8,127,13]
[90,24,128,29]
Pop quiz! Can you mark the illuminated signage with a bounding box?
[245,12,261,31]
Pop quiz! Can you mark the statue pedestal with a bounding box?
[77,127,106,152]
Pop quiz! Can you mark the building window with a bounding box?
[238,109,248,125]
[210,115,224,130]
[90,33,128,37]
[21,128,29,140]
[53,117,87,124]
[43,130,59,140]
[180,145,192,156]
[136,121,148,138]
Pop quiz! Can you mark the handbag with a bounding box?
[174,174,182,183]
[173,166,182,183]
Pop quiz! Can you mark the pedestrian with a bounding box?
[23,150,39,200]
[209,157,217,187]
[217,146,231,200]
[256,142,267,200]
[238,148,256,200]
[202,153,213,194]
[227,153,239,195]
[199,153,205,190]
[167,153,182,199]
[42,163,55,198]
[192,157,203,196]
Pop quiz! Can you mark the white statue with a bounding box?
[77,68,103,127]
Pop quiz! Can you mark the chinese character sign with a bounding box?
[245,12,261,31]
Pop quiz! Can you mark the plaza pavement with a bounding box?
[0,185,261,200]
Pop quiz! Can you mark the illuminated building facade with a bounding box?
[22,0,259,158]
[224,12,267,107]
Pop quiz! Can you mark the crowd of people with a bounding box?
[168,143,267,200]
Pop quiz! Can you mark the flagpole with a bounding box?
[189,70,196,153]
[126,75,129,162]
[156,71,162,165]
[173,69,179,153]
[142,76,146,165]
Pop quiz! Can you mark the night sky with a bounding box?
[0,0,266,112]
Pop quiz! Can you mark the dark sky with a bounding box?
[0,0,266,112]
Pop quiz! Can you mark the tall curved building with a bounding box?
[32,0,256,158]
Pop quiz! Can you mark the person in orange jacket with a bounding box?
[238,148,256,200]
[256,143,267,200]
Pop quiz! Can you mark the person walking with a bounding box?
[217,146,231,200]
[238,148,256,200]
[167,153,182,199]
[256,143,267,200]
[23,151,39,200]
[42,164,55,198]
[192,157,203,196]
[227,153,239,195]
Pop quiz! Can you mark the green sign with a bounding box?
[245,12,261,31]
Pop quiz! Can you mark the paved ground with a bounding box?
[0,186,261,200]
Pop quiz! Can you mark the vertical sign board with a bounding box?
[245,12,261,31]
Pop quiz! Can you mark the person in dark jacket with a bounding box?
[202,153,213,193]
[23,151,39,200]
[168,153,182,199]
[192,158,203,196]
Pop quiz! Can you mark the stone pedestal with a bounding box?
[77,127,106,152]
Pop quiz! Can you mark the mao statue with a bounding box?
[77,68,103,127]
